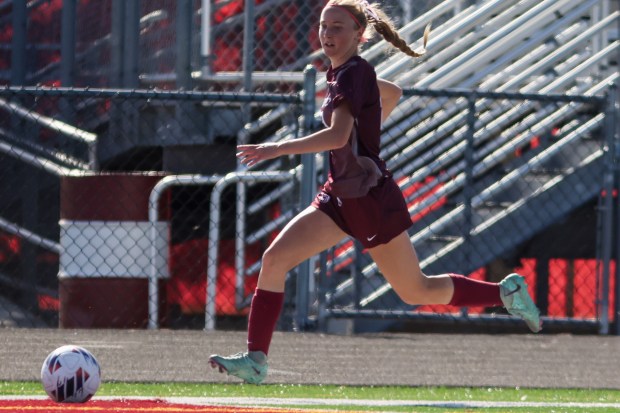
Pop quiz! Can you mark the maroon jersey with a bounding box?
[321,56,389,198]
[313,55,413,248]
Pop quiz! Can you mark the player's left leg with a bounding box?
[209,206,347,384]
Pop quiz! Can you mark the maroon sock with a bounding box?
[247,288,284,356]
[448,274,503,307]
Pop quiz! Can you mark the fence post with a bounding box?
[110,0,124,87]
[464,92,476,258]
[600,84,617,335]
[123,0,140,88]
[599,183,611,335]
[60,0,77,87]
[10,0,26,85]
[317,151,331,332]
[242,0,255,125]
[60,0,77,127]
[10,1,31,298]
[460,92,477,305]
[200,0,214,75]
[176,0,193,89]
[295,65,317,330]
[606,83,620,335]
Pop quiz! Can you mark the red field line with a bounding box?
[0,399,356,413]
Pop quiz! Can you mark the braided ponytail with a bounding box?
[369,16,430,58]
[363,2,430,58]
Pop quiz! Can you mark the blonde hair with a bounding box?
[326,0,430,58]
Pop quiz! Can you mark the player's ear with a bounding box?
[356,27,364,43]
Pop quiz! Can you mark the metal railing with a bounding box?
[146,170,300,330]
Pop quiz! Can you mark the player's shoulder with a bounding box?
[335,56,375,79]
[343,56,373,71]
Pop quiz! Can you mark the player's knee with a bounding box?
[260,247,277,271]
[261,244,293,273]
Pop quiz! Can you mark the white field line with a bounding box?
[3,396,620,410]
[168,397,620,409]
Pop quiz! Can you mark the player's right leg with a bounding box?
[368,232,541,332]
[209,206,346,384]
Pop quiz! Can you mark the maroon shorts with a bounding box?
[311,178,413,249]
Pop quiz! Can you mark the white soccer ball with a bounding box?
[40,345,101,403]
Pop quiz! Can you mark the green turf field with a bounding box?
[2,381,620,413]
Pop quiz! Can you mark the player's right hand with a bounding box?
[236,142,281,167]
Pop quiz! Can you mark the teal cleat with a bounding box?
[208,351,268,384]
[499,273,542,333]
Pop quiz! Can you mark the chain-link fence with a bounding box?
[0,84,309,329]
[1,83,618,334]
[318,86,619,335]
[1,0,461,89]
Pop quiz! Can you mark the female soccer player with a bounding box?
[209,0,541,384]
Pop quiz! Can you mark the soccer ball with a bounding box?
[40,345,101,403]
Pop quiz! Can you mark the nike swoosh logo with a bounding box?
[504,284,521,297]
[252,367,261,375]
[367,234,377,241]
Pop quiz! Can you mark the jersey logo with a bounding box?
[317,192,330,204]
